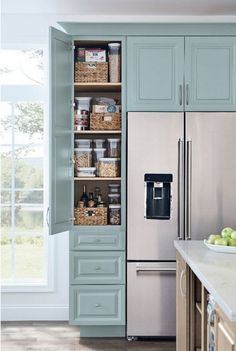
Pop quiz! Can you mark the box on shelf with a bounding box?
[92,105,121,113]
[85,49,106,62]
[90,112,121,130]
[75,62,108,83]
[74,207,107,225]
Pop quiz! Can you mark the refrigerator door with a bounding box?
[127,112,183,260]
[127,262,176,337]
[186,112,236,240]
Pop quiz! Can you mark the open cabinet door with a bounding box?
[49,27,73,235]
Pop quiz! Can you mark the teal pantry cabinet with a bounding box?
[127,36,236,111]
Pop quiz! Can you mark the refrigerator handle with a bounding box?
[186,139,192,240]
[178,139,184,240]
[178,85,183,106]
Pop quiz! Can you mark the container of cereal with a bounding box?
[108,43,121,83]
[74,139,91,148]
[108,184,120,194]
[98,158,120,178]
[107,138,120,157]
[74,148,92,168]
[108,193,121,204]
[109,204,121,225]
[93,148,107,175]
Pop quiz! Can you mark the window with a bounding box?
[0,48,50,288]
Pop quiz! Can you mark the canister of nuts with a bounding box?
[109,204,121,225]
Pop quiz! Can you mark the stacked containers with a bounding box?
[74,97,92,130]
[108,183,121,225]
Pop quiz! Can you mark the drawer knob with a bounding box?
[95,266,101,270]
[95,303,101,308]
[94,239,101,243]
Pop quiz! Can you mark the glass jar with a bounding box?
[109,204,121,225]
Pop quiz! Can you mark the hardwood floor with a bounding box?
[2,322,176,351]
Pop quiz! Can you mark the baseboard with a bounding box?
[2,305,69,321]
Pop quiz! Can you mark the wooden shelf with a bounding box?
[74,177,121,181]
[196,302,202,315]
[74,82,121,92]
[74,130,121,135]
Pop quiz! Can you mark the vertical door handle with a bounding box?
[186,84,190,105]
[178,139,184,240]
[180,268,186,297]
[186,140,192,240]
[179,85,183,106]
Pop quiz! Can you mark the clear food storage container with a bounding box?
[74,139,91,148]
[109,204,121,225]
[74,97,92,112]
[107,138,121,157]
[74,148,92,168]
[108,43,121,83]
[93,148,107,175]
[108,193,121,204]
[93,139,106,148]
[108,184,120,194]
[98,158,120,178]
[75,167,96,177]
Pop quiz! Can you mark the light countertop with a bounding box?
[174,240,236,321]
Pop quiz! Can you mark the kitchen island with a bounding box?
[175,240,236,351]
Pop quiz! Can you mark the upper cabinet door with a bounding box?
[49,27,73,235]
[127,37,184,111]
[185,37,236,111]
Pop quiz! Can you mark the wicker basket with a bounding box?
[74,207,107,225]
[90,112,121,130]
[75,62,108,83]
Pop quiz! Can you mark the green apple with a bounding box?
[221,227,234,238]
[215,238,228,246]
[231,231,236,240]
[228,238,236,246]
[207,234,220,244]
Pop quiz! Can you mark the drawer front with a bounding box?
[70,285,125,325]
[70,231,125,251]
[70,251,125,284]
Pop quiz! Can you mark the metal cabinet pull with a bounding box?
[95,266,101,271]
[136,267,176,272]
[186,140,192,240]
[179,85,183,106]
[95,303,101,308]
[180,268,186,297]
[178,139,184,240]
[186,84,190,105]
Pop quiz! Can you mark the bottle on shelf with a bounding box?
[80,184,89,207]
[94,187,101,206]
[88,192,95,207]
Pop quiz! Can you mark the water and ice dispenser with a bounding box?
[144,174,173,220]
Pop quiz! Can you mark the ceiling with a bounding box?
[2,0,236,16]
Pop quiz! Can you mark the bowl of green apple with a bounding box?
[204,227,236,253]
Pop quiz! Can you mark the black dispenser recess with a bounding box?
[144,173,173,220]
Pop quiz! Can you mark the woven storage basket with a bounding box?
[90,112,121,130]
[75,62,108,83]
[74,207,107,225]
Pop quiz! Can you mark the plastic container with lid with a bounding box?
[74,139,91,148]
[108,43,121,83]
[74,97,92,112]
[74,148,92,168]
[93,139,106,148]
[93,148,107,175]
[108,193,121,204]
[98,158,120,178]
[108,184,120,194]
[75,167,96,177]
[107,138,120,157]
[109,204,121,225]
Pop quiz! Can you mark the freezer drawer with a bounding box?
[127,262,176,337]
[70,251,125,285]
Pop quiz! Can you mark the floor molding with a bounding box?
[2,305,69,321]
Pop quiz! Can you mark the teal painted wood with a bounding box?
[185,37,236,111]
[59,22,236,36]
[49,27,73,235]
[70,230,125,251]
[70,251,125,285]
[79,326,125,337]
[69,285,125,326]
[127,37,184,111]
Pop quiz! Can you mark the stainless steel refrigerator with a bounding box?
[127,112,236,338]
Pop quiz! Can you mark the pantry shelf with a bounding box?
[74,82,121,92]
[74,177,121,181]
[74,130,121,135]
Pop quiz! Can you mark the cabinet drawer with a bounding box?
[70,285,125,325]
[70,231,125,251]
[70,251,125,284]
